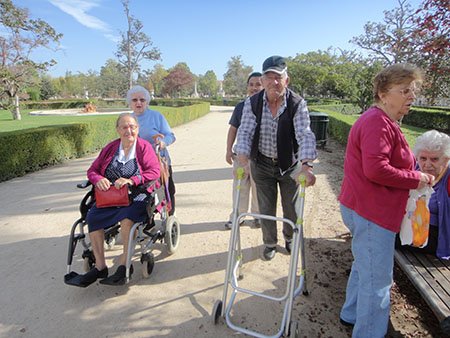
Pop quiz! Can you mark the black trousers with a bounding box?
[168,165,176,216]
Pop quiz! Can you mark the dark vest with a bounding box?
[249,89,303,171]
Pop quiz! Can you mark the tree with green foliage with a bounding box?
[198,70,218,97]
[39,75,56,100]
[411,0,449,104]
[287,51,334,97]
[161,63,194,98]
[99,59,128,98]
[350,0,449,105]
[54,71,83,98]
[222,56,253,96]
[0,0,62,120]
[146,64,168,97]
[351,60,384,113]
[116,0,161,89]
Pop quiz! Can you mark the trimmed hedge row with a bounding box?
[0,122,116,181]
[0,102,210,182]
[22,100,91,110]
[403,107,449,134]
[310,104,425,148]
[310,105,357,145]
[20,98,206,110]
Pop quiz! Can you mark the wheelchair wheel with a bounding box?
[141,253,155,278]
[164,215,180,254]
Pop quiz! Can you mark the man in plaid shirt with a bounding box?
[235,55,317,260]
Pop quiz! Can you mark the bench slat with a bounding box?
[412,252,450,297]
[394,249,450,322]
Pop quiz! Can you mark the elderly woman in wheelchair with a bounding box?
[65,113,161,287]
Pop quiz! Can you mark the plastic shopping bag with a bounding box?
[399,186,434,248]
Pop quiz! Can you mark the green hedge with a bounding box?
[310,104,425,148]
[0,122,116,181]
[0,102,210,182]
[20,98,208,110]
[402,107,449,133]
[22,100,91,110]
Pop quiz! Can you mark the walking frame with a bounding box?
[212,167,308,338]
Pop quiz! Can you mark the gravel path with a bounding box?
[0,106,441,337]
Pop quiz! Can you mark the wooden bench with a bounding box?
[394,248,450,334]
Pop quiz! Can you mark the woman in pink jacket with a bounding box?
[338,64,434,337]
[78,113,160,287]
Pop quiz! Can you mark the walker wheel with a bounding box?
[141,253,155,278]
[211,300,223,325]
[288,320,299,338]
[165,216,180,254]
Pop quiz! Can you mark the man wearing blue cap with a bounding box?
[235,55,317,260]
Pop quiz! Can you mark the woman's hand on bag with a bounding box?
[114,177,133,189]
[417,172,435,189]
[96,178,111,191]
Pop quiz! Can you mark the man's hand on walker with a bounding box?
[234,155,250,179]
[299,166,316,187]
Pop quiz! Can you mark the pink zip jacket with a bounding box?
[87,137,160,192]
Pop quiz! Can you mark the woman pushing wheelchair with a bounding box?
[69,113,160,287]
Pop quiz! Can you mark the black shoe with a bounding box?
[263,246,276,260]
[100,265,133,286]
[78,267,108,286]
[339,317,355,327]
[285,240,292,254]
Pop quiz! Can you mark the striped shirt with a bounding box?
[235,90,317,164]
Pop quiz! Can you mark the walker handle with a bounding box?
[236,167,245,180]
[298,174,306,187]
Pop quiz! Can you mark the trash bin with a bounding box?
[309,111,329,148]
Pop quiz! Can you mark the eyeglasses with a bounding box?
[118,124,138,131]
[390,86,421,98]
[131,98,146,103]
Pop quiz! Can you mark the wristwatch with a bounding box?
[302,161,313,169]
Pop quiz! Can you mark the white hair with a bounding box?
[126,85,151,105]
[413,130,450,158]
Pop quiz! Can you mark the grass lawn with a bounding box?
[0,109,122,133]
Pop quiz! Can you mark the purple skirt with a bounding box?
[86,201,148,232]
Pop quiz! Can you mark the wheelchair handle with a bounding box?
[77,180,92,189]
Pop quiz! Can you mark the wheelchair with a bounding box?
[64,177,180,287]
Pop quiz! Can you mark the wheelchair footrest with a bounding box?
[64,271,95,288]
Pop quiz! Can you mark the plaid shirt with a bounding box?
[235,90,317,164]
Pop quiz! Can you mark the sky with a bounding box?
[11,0,423,80]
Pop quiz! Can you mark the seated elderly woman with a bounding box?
[78,113,160,286]
[403,130,450,258]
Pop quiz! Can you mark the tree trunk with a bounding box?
[12,95,22,120]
